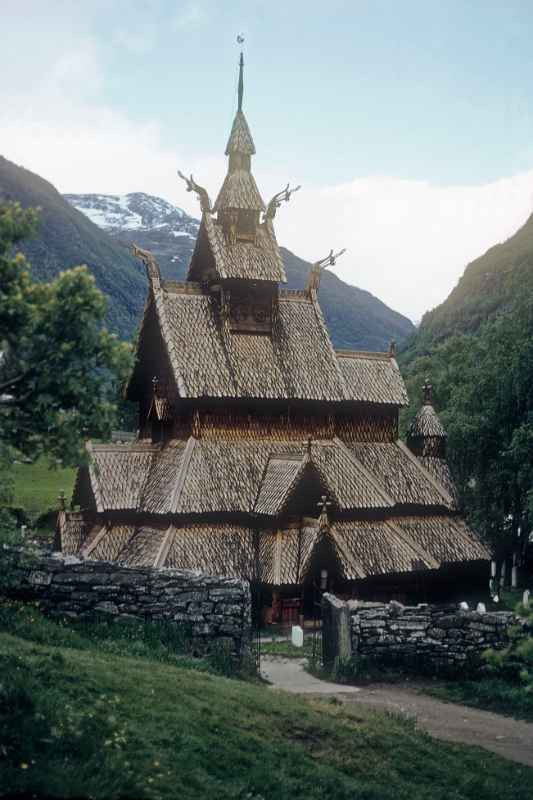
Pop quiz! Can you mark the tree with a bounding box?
[0,203,133,466]
[400,298,533,563]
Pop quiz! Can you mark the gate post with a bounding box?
[322,593,352,666]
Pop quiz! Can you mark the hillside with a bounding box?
[398,211,533,554]
[0,157,145,338]
[0,160,414,349]
[2,603,531,799]
[67,192,415,351]
[414,212,533,348]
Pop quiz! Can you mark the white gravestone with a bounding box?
[476,602,486,615]
[291,625,304,648]
[523,589,530,609]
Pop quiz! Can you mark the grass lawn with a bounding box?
[1,603,532,800]
[426,678,533,723]
[261,636,318,659]
[12,457,76,515]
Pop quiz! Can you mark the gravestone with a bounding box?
[291,625,304,648]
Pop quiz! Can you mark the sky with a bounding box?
[2,1,533,321]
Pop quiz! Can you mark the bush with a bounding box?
[484,601,533,692]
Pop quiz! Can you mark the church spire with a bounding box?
[238,51,244,112]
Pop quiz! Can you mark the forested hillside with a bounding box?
[0,157,145,338]
[414,212,533,349]
[400,212,533,558]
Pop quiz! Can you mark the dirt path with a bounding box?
[261,657,533,768]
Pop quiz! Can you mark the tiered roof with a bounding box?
[61,53,489,588]
[128,280,407,404]
[75,434,457,518]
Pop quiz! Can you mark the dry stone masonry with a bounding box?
[11,550,251,657]
[322,593,529,674]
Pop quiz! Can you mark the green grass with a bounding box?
[12,457,76,515]
[261,637,318,659]
[2,602,533,799]
[426,678,533,723]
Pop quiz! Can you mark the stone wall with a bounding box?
[322,594,528,674]
[10,550,251,658]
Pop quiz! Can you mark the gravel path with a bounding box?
[261,656,533,768]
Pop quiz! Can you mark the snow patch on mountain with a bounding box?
[64,192,199,238]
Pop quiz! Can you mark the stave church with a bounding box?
[58,54,489,618]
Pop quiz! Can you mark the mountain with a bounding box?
[66,192,415,351]
[414,212,533,349]
[0,158,414,349]
[0,156,145,338]
[62,192,200,281]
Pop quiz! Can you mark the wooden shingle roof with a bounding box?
[158,288,347,401]
[76,437,457,517]
[76,515,488,581]
[214,169,265,212]
[409,403,447,438]
[349,441,455,509]
[337,350,409,406]
[193,214,286,282]
[225,110,256,155]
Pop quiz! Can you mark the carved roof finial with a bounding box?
[263,183,301,222]
[152,376,159,396]
[57,491,66,511]
[423,377,433,405]
[306,248,346,294]
[177,171,212,214]
[389,339,396,358]
[132,244,161,285]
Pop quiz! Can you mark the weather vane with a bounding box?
[237,34,245,45]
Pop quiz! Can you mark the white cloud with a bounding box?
[172,1,209,30]
[270,171,533,320]
[1,12,532,321]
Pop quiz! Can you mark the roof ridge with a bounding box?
[395,440,454,507]
[385,517,440,569]
[86,441,104,513]
[153,524,175,568]
[308,293,348,400]
[336,349,390,361]
[155,285,188,397]
[170,436,197,513]
[332,437,396,507]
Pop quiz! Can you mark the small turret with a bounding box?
[407,378,457,505]
[407,379,447,459]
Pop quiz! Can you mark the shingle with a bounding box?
[225,110,256,155]
[161,289,347,402]
[418,457,458,508]
[310,440,394,510]
[214,169,265,212]
[164,523,256,578]
[254,456,304,515]
[199,214,286,282]
[348,442,454,509]
[337,351,409,406]
[87,443,157,511]
[395,516,489,564]
[331,520,434,579]
[141,442,187,514]
[408,404,447,438]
